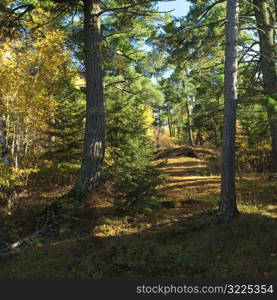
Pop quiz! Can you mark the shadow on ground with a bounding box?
[0,210,276,278]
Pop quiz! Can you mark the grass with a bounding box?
[0,146,276,278]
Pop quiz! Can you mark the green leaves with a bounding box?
[260,95,277,110]
[20,0,57,9]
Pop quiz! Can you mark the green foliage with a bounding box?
[100,13,166,211]
[42,85,85,164]
[104,76,163,212]
[111,162,163,213]
[33,162,80,187]
[1,204,276,278]
[260,95,277,111]
[80,236,189,277]
[22,0,57,8]
[237,146,272,173]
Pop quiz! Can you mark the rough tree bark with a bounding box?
[218,0,239,220]
[254,0,277,172]
[72,0,105,198]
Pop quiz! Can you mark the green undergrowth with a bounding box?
[0,214,276,278]
[0,198,276,278]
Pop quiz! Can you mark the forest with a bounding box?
[0,0,276,279]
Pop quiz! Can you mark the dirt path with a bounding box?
[156,146,277,220]
[91,145,276,239]
[157,146,221,206]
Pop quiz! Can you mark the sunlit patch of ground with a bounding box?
[156,153,221,216]
[90,147,222,238]
[92,146,277,238]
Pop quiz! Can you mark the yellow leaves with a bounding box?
[142,105,155,138]
[72,75,86,90]
[0,8,77,170]
[0,17,68,119]
[21,8,58,30]
[0,164,38,188]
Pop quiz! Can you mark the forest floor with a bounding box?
[0,146,276,278]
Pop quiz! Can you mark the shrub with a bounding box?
[0,164,37,214]
[104,140,163,213]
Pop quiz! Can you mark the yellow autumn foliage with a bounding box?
[0,9,74,168]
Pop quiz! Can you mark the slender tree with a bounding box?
[218,0,240,219]
[0,115,9,166]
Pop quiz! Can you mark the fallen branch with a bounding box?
[0,226,50,257]
[0,212,87,258]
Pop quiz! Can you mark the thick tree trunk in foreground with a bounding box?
[254,0,277,172]
[219,0,239,219]
[73,0,105,198]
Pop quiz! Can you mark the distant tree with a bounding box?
[253,0,277,172]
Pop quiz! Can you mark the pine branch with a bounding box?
[197,0,225,24]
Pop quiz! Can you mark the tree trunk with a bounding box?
[186,101,193,146]
[212,118,219,146]
[156,107,162,148]
[219,0,239,220]
[72,0,105,198]
[195,130,204,147]
[0,115,9,167]
[167,106,174,137]
[254,0,277,172]
[168,114,172,137]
